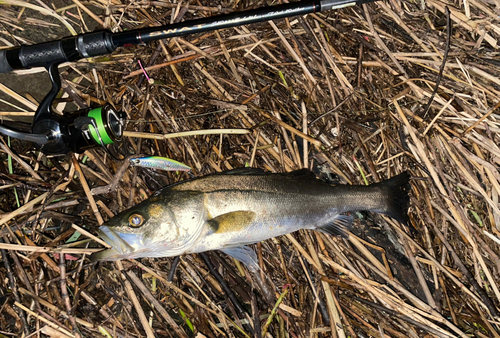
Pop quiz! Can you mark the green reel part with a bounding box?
[87,105,124,145]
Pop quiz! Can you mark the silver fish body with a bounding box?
[91,168,410,261]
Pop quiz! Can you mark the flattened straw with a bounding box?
[423,96,455,136]
[132,259,225,316]
[258,110,322,147]
[0,140,42,180]
[90,154,143,195]
[348,235,391,278]
[309,95,351,126]
[394,216,498,317]
[126,271,189,338]
[0,243,102,254]
[249,132,260,167]
[313,20,352,91]
[463,100,500,135]
[273,109,300,168]
[363,4,407,77]
[158,40,185,86]
[393,101,470,236]
[24,235,60,273]
[304,232,345,338]
[484,230,500,246]
[0,192,49,227]
[59,254,80,338]
[454,139,500,194]
[123,129,249,140]
[19,288,94,328]
[0,111,35,116]
[427,0,497,48]
[421,6,451,117]
[354,297,455,338]
[71,224,111,248]
[399,235,437,309]
[377,2,438,61]
[115,260,155,338]
[124,54,201,78]
[0,83,38,111]
[320,254,465,338]
[0,0,77,34]
[440,135,500,217]
[96,200,115,218]
[268,21,316,85]
[301,102,308,169]
[14,302,75,337]
[0,238,29,335]
[415,257,461,278]
[72,155,104,225]
[285,234,319,270]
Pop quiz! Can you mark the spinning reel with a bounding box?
[0,63,125,155]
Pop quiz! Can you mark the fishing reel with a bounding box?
[0,63,125,155]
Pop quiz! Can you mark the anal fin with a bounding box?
[316,214,353,238]
[221,246,275,302]
[220,246,259,272]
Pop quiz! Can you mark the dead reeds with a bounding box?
[0,0,499,337]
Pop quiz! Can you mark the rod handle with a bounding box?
[0,31,115,73]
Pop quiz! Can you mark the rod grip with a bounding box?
[0,31,115,73]
[20,40,70,68]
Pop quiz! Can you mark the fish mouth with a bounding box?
[90,226,138,261]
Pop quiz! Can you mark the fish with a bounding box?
[130,156,191,172]
[90,168,411,268]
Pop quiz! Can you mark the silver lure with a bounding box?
[130,156,191,172]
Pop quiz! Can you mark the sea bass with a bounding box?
[90,168,411,264]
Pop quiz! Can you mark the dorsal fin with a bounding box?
[280,169,319,182]
[214,168,266,175]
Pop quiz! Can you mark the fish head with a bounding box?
[91,191,207,261]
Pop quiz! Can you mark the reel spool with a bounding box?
[36,104,126,155]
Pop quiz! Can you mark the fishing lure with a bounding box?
[130,156,191,172]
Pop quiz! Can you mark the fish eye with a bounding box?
[128,213,145,227]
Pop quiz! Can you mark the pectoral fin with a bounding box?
[316,214,353,238]
[208,211,256,234]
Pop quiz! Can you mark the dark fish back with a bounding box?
[170,169,334,195]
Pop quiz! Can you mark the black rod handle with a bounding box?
[0,31,114,73]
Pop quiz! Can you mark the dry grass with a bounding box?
[1,0,500,337]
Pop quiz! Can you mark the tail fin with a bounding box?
[374,171,411,227]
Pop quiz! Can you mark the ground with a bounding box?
[0,0,500,337]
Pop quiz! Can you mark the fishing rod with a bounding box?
[0,0,376,155]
